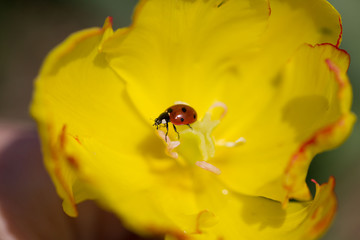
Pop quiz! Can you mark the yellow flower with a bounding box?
[31,0,355,239]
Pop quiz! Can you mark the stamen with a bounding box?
[208,101,228,120]
[216,137,246,147]
[157,130,180,159]
[156,101,245,175]
[195,161,221,175]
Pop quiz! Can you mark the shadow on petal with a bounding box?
[282,95,330,141]
[240,195,287,230]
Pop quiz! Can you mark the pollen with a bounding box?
[222,189,229,195]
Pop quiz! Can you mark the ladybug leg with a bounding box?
[187,124,193,130]
[165,122,169,142]
[173,124,180,140]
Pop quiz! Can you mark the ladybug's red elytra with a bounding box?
[153,104,197,141]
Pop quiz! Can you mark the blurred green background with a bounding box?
[0,0,358,239]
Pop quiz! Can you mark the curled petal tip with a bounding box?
[104,16,113,29]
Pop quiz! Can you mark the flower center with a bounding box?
[156,102,245,175]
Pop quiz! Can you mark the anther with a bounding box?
[216,137,246,147]
[195,161,221,175]
[157,130,180,159]
[208,101,228,120]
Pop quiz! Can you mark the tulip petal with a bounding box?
[102,0,270,118]
[31,17,159,216]
[99,0,350,204]
[164,177,336,240]
[213,0,343,138]
[237,0,342,83]
[215,43,355,203]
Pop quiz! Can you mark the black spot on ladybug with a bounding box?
[182,107,187,113]
[181,118,184,122]
[193,114,196,119]
[167,108,173,113]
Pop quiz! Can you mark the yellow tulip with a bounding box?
[31,0,355,239]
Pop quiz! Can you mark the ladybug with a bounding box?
[153,104,197,141]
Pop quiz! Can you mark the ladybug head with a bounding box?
[153,112,170,128]
[153,117,162,127]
